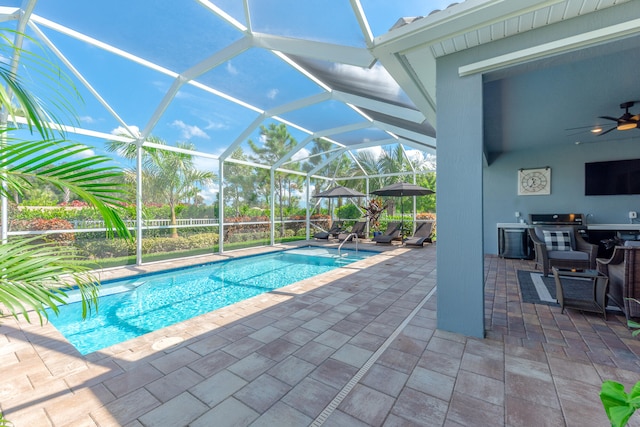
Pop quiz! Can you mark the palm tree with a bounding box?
[248,123,299,236]
[415,172,437,212]
[349,149,386,191]
[106,137,216,238]
[304,138,352,212]
[224,148,259,216]
[347,145,419,216]
[0,36,131,326]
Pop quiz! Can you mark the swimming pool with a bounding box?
[48,247,373,355]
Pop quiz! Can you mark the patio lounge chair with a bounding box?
[337,221,367,242]
[403,221,434,246]
[314,221,344,240]
[373,221,402,244]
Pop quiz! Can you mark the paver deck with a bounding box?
[2,241,640,426]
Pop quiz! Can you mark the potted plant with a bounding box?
[361,198,387,237]
[600,298,640,426]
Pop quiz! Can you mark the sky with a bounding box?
[6,1,448,203]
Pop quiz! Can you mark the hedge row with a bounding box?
[75,227,309,260]
[76,233,220,259]
[12,218,76,244]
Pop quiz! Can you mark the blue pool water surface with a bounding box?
[48,247,372,354]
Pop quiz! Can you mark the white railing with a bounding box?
[65,218,220,229]
[6,217,327,236]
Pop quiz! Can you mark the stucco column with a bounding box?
[436,64,485,338]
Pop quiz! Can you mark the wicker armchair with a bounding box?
[596,243,640,321]
[528,226,598,276]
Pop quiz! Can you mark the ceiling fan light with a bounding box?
[617,122,638,131]
[590,127,602,133]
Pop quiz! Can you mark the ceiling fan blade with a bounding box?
[598,126,617,136]
[567,129,593,137]
[599,116,620,122]
[631,114,640,121]
[565,124,604,131]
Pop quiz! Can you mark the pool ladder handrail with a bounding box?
[337,233,358,257]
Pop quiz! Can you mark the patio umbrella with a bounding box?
[371,182,435,236]
[312,186,366,198]
[312,185,366,225]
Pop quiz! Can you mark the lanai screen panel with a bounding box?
[2,0,436,181]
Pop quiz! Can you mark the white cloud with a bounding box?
[199,184,219,204]
[193,156,219,173]
[405,150,437,170]
[405,149,423,163]
[79,115,97,124]
[291,147,310,162]
[171,120,209,140]
[205,120,228,131]
[226,62,238,75]
[267,88,279,99]
[174,90,191,100]
[69,146,96,159]
[357,146,384,159]
[110,125,141,138]
[152,80,169,92]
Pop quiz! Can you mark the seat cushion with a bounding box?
[543,230,572,251]
[547,250,589,260]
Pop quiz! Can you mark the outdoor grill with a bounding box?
[528,213,588,240]
[528,213,585,228]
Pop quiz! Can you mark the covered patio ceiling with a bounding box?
[373,0,640,162]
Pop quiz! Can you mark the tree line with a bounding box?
[12,122,436,235]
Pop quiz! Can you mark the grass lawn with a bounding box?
[77,236,307,269]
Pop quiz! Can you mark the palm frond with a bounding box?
[0,238,99,324]
[0,30,80,140]
[0,136,132,238]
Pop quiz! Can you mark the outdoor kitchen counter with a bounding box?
[496,223,529,228]
[496,223,640,259]
[586,224,640,230]
[496,223,640,230]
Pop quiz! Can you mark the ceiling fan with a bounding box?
[597,101,640,136]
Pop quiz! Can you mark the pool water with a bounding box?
[48,247,372,355]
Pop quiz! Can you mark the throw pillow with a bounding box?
[542,230,572,251]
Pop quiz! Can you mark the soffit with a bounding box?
[375,0,638,155]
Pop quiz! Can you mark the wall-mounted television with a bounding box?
[585,158,640,196]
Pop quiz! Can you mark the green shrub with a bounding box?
[227,231,269,243]
[186,233,219,247]
[23,218,75,244]
[77,238,135,259]
[141,236,191,254]
[336,204,361,219]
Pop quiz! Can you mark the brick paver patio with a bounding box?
[2,241,640,426]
